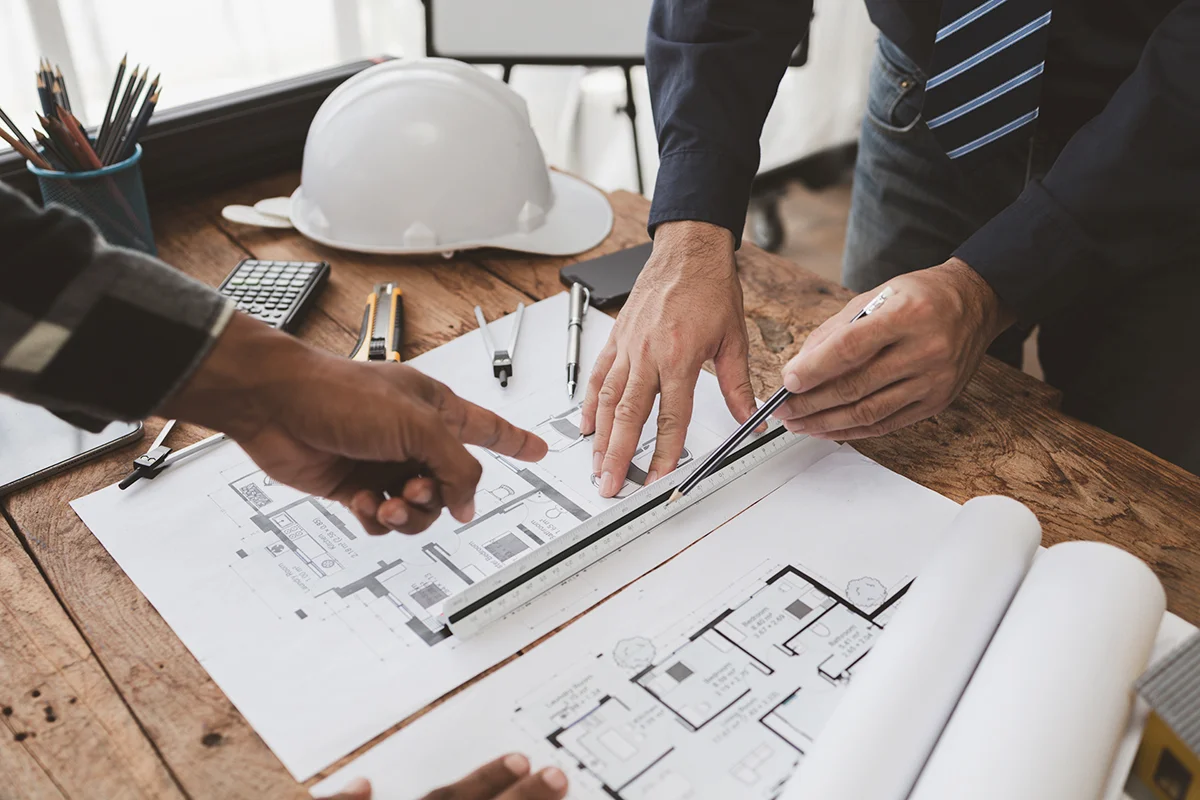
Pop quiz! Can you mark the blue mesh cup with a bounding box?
[27,144,156,255]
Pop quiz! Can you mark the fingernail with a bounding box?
[592,451,603,476]
[541,768,568,791]
[784,372,803,393]
[411,483,433,505]
[600,471,616,497]
[646,470,659,484]
[504,753,530,776]
[384,506,408,528]
[454,499,476,522]
[344,777,371,795]
[790,419,806,432]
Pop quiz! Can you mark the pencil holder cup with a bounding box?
[27,144,156,256]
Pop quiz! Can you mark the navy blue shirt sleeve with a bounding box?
[955,0,1200,323]
[646,0,813,248]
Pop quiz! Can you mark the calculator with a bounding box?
[217,258,330,332]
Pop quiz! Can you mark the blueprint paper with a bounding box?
[910,541,1167,800]
[314,446,962,799]
[781,496,1042,800]
[72,293,841,779]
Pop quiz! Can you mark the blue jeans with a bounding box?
[841,37,1200,474]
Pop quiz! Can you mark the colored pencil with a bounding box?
[97,54,127,153]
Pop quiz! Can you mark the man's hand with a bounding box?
[580,221,756,497]
[162,313,547,535]
[775,258,1014,439]
[317,754,569,800]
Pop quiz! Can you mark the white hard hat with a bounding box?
[290,58,614,256]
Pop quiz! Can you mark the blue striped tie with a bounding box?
[924,0,1054,163]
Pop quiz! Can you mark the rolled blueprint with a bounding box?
[910,540,1166,800]
[780,495,1042,800]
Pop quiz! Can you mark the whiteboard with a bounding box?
[428,0,653,62]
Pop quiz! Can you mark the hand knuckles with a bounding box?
[833,372,869,405]
[656,410,685,435]
[613,400,646,426]
[847,400,882,429]
[831,330,865,363]
[597,382,622,409]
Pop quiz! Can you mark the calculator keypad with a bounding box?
[220,259,322,328]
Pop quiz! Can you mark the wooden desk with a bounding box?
[2,173,1198,799]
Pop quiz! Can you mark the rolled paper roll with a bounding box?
[910,540,1165,800]
[781,495,1042,800]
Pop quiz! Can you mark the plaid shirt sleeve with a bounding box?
[0,181,233,430]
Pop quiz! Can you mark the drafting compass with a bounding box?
[119,419,227,489]
[474,303,526,387]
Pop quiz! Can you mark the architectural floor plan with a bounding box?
[314,446,963,800]
[214,447,592,650]
[518,563,903,799]
[73,293,829,779]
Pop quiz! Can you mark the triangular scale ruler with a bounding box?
[442,425,803,638]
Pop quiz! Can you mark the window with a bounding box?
[2,0,424,143]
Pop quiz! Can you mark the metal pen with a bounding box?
[566,283,589,397]
[669,285,896,503]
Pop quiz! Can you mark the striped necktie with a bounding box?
[924,0,1054,163]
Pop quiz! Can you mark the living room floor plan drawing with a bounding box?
[513,563,906,800]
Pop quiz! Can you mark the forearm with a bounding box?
[0,183,231,426]
[646,0,811,246]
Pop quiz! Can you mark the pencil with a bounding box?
[53,65,71,112]
[0,105,37,153]
[55,106,102,170]
[101,67,144,164]
[115,84,158,163]
[35,129,77,171]
[99,65,140,161]
[36,73,52,118]
[0,126,52,170]
[97,55,127,153]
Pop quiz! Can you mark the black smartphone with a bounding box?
[0,396,143,495]
[559,243,652,308]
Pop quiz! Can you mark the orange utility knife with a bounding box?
[351,282,404,361]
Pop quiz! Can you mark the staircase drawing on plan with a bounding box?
[512,563,906,799]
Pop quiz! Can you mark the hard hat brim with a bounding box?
[289,171,614,257]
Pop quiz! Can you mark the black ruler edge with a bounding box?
[447,425,789,625]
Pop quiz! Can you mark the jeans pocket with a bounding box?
[865,38,925,136]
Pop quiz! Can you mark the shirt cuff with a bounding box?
[954,181,1105,323]
[648,150,756,249]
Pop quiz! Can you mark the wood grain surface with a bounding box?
[2,174,1197,799]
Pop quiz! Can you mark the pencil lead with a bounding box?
[668,489,683,505]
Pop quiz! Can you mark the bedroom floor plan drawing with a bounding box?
[210,446,595,652]
[514,563,905,800]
